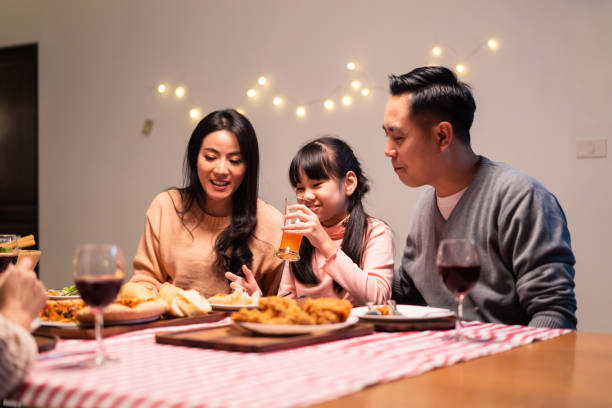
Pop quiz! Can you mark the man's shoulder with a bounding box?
[413,186,437,212]
[479,157,549,197]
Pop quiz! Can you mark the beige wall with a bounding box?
[1,0,610,332]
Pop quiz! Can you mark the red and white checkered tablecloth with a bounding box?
[17,320,570,408]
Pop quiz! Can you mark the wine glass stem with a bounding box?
[94,307,105,365]
[456,294,464,339]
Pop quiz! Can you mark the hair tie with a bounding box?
[341,214,350,227]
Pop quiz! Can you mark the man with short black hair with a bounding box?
[384,66,577,329]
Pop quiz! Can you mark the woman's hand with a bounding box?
[225,265,262,296]
[0,259,48,330]
[283,204,337,258]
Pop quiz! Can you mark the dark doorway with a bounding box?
[0,44,38,261]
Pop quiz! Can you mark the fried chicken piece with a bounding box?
[231,296,314,325]
[301,298,352,324]
[231,296,353,325]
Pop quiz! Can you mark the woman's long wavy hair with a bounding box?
[288,136,370,292]
[175,109,259,278]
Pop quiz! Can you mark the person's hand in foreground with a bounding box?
[0,259,47,330]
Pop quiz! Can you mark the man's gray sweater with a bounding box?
[392,156,577,329]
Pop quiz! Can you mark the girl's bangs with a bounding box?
[289,144,335,186]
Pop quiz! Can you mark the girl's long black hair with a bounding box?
[175,109,259,277]
[288,136,370,292]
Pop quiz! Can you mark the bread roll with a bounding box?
[158,283,211,317]
[118,282,154,300]
[177,289,212,316]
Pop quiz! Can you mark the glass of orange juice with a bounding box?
[276,199,303,261]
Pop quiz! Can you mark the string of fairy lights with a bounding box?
[153,38,499,122]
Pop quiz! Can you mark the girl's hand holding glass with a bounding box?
[282,204,337,258]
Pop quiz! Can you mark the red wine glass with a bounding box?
[73,244,124,365]
[436,239,480,341]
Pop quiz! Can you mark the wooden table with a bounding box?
[313,331,612,407]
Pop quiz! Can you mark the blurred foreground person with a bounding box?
[0,259,47,398]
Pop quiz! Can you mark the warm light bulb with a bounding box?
[342,96,352,106]
[273,96,283,106]
[456,64,465,73]
[175,87,185,98]
[247,89,257,98]
[157,84,167,93]
[189,108,200,119]
[351,80,361,90]
[346,61,356,71]
[258,76,267,86]
[236,107,245,115]
[296,106,306,117]
[432,46,442,56]
[361,88,370,96]
[487,39,498,49]
[323,99,335,110]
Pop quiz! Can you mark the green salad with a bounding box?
[60,284,79,296]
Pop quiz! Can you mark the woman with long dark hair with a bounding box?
[227,136,394,306]
[132,109,283,297]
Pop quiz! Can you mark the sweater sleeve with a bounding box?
[499,187,577,329]
[131,195,169,293]
[392,233,428,306]
[0,314,38,399]
[319,220,394,306]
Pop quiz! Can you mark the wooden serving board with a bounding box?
[369,316,456,332]
[33,333,57,352]
[155,323,374,352]
[34,312,227,339]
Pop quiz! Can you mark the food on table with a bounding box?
[158,282,212,317]
[39,299,85,323]
[0,234,36,250]
[208,288,259,305]
[374,305,390,316]
[231,297,352,325]
[76,282,168,324]
[301,298,352,324]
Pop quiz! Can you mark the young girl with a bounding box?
[131,109,284,297]
[227,136,394,306]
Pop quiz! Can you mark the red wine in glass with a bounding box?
[75,276,123,307]
[436,239,480,341]
[73,244,125,366]
[438,265,480,295]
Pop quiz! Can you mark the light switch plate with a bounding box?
[576,139,607,159]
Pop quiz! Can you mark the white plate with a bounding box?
[38,319,77,328]
[79,314,161,327]
[210,303,259,311]
[233,315,358,336]
[353,305,455,322]
[48,295,81,300]
[38,315,161,328]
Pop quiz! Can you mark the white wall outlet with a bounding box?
[576,139,607,159]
